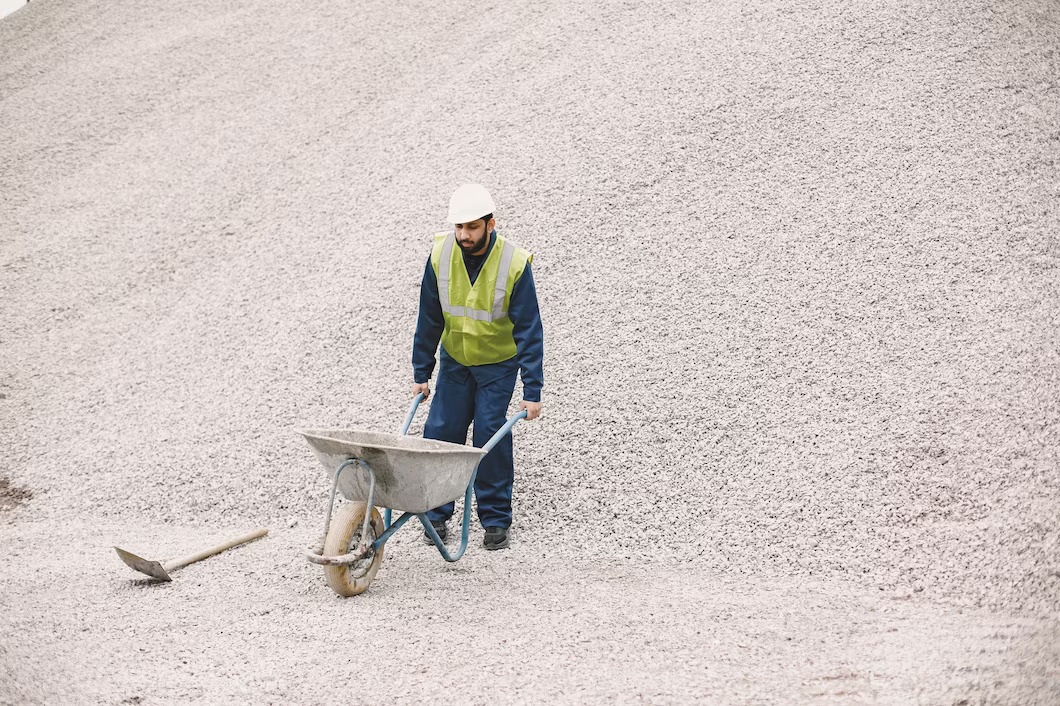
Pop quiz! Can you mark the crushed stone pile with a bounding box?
[1,0,1057,702]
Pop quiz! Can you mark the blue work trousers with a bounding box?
[424,355,518,529]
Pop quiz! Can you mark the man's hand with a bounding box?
[412,382,430,400]
[520,400,542,420]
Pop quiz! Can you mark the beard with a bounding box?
[458,231,488,254]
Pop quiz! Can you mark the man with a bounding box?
[411,184,543,550]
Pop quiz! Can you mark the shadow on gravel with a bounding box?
[119,578,174,590]
[0,476,33,511]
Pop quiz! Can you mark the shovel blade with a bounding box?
[114,546,172,581]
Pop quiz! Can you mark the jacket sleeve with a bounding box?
[509,263,544,402]
[412,256,444,383]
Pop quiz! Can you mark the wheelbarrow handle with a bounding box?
[481,409,529,455]
[400,392,426,435]
[401,392,525,451]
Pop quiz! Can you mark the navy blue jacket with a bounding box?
[413,231,544,402]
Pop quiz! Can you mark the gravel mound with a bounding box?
[1,0,1057,702]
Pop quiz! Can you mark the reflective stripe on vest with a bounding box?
[437,234,516,323]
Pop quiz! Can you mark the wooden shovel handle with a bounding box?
[163,528,269,572]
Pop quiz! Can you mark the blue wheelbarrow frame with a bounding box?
[303,393,527,569]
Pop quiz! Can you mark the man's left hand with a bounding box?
[520,400,542,420]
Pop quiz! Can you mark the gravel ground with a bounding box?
[2,0,1058,703]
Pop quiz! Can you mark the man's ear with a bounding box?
[487,217,496,233]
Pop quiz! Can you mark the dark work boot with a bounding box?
[423,519,448,544]
[483,526,509,550]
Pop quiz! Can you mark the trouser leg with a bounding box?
[471,368,518,529]
[422,364,475,522]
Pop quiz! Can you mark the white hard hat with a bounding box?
[447,184,496,224]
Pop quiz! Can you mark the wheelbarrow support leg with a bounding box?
[417,477,473,562]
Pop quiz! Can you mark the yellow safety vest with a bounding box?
[430,231,533,367]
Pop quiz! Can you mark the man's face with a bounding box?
[455,218,494,255]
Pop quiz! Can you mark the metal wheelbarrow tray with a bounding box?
[299,394,527,597]
[300,429,485,514]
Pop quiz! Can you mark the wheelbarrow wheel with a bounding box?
[323,501,384,597]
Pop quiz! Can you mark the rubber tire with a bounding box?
[322,502,384,597]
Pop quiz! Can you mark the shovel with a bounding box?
[114,528,268,581]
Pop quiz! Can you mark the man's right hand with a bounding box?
[412,382,430,400]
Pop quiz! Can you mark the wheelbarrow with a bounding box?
[299,393,527,596]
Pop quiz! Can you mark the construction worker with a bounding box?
[411,184,543,550]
